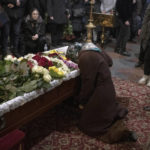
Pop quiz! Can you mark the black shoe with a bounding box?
[120,51,130,57]
[143,106,150,111]
[114,48,120,54]
[135,61,143,67]
[121,131,138,142]
[126,131,138,142]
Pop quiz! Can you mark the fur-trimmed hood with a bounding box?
[25,15,43,24]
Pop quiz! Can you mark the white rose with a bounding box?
[43,74,51,82]
[32,66,39,73]
[36,66,44,74]
[4,55,13,61]
[24,54,35,59]
[43,68,49,75]
[12,57,17,62]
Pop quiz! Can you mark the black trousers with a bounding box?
[143,43,150,75]
[139,41,150,75]
[116,19,130,52]
[0,22,9,55]
[9,18,22,54]
[48,23,64,46]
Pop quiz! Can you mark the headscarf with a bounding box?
[81,42,102,53]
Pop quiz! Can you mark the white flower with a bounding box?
[37,66,44,74]
[43,68,49,75]
[32,66,50,76]
[35,74,40,78]
[32,66,44,74]
[24,54,35,59]
[4,55,17,62]
[43,74,51,82]
[4,55,12,61]
[29,59,38,66]
[32,66,38,73]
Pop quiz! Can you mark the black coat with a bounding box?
[0,5,9,27]
[116,0,134,22]
[22,15,45,50]
[71,0,85,32]
[0,0,27,20]
[27,0,47,18]
[47,0,70,24]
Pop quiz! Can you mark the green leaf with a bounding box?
[20,80,38,93]
[5,84,17,93]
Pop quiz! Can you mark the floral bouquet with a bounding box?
[0,50,78,103]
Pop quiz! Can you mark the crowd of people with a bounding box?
[0,0,149,58]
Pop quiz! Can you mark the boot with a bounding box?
[138,75,149,85]
[100,120,137,144]
[120,51,130,57]
[135,61,143,68]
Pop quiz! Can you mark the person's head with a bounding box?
[30,9,39,21]
[81,42,101,52]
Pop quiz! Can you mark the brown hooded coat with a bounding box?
[78,50,127,137]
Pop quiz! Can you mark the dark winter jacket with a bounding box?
[47,0,70,24]
[116,0,134,22]
[0,0,27,20]
[22,15,45,45]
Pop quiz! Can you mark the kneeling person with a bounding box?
[77,43,137,143]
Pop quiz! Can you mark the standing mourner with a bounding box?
[77,43,137,143]
[0,0,27,57]
[70,0,85,41]
[115,0,135,56]
[100,0,116,13]
[0,3,10,58]
[135,0,150,67]
[47,0,70,47]
[130,0,143,41]
[22,9,46,54]
[92,0,101,44]
[138,4,150,86]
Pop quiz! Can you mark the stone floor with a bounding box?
[102,38,143,82]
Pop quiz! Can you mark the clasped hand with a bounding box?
[32,34,39,40]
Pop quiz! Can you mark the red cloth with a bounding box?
[0,129,25,150]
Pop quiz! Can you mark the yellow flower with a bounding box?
[49,66,56,70]
[54,68,59,72]
[60,55,67,60]
[49,50,58,54]
[18,57,24,62]
[58,71,64,76]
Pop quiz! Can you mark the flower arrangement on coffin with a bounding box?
[0,57,50,103]
[0,51,78,103]
[43,50,78,70]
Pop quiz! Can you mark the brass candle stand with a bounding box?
[86,0,96,43]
